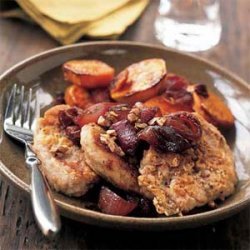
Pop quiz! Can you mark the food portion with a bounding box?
[144,73,193,114]
[74,102,116,127]
[145,73,235,128]
[191,87,235,128]
[98,186,138,216]
[139,113,237,216]
[110,59,167,103]
[33,57,237,217]
[81,123,140,194]
[33,105,99,197]
[63,59,115,89]
[64,85,93,109]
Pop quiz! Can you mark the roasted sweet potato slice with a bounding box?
[63,60,115,89]
[110,59,167,104]
[192,91,234,128]
[64,85,93,109]
[144,95,193,116]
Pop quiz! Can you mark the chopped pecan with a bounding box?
[127,102,142,123]
[100,132,125,157]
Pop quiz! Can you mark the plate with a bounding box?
[0,41,249,230]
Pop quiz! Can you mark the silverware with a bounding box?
[4,84,61,237]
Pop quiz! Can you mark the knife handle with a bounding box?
[25,143,61,237]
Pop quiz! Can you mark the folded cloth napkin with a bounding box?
[2,0,149,44]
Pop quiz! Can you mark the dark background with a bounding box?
[0,0,249,249]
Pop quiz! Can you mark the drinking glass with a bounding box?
[154,0,222,52]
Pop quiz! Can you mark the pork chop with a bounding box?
[33,105,99,197]
[81,123,140,194]
[138,113,237,216]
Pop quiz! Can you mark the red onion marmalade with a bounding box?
[58,107,83,145]
[140,107,158,123]
[164,112,202,142]
[98,186,138,216]
[138,125,192,153]
[111,119,138,155]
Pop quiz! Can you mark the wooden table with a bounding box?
[0,1,249,249]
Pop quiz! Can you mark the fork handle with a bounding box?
[25,143,61,237]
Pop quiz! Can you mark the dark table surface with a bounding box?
[0,1,250,249]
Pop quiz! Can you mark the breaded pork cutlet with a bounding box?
[138,113,237,216]
[81,123,140,194]
[33,105,99,197]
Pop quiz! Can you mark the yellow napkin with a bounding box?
[14,0,149,44]
[28,0,130,23]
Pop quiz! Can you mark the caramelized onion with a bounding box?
[140,106,158,123]
[164,112,202,141]
[58,107,81,128]
[109,104,131,122]
[98,186,138,216]
[165,89,193,106]
[75,102,116,127]
[58,107,83,144]
[90,87,111,103]
[65,125,81,145]
[164,73,193,109]
[165,73,189,90]
[194,84,209,98]
[138,125,191,153]
[111,119,138,155]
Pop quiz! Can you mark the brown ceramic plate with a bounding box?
[0,41,249,230]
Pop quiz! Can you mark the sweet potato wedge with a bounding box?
[144,95,192,116]
[192,91,234,128]
[63,60,115,89]
[110,59,167,104]
[64,85,93,109]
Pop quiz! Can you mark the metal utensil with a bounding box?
[4,84,61,237]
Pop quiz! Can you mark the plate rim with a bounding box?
[0,41,249,229]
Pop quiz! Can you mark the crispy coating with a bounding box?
[81,123,140,194]
[33,105,99,197]
[139,113,237,216]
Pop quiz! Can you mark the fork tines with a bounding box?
[5,84,40,131]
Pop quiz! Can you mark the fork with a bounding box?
[4,84,61,237]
